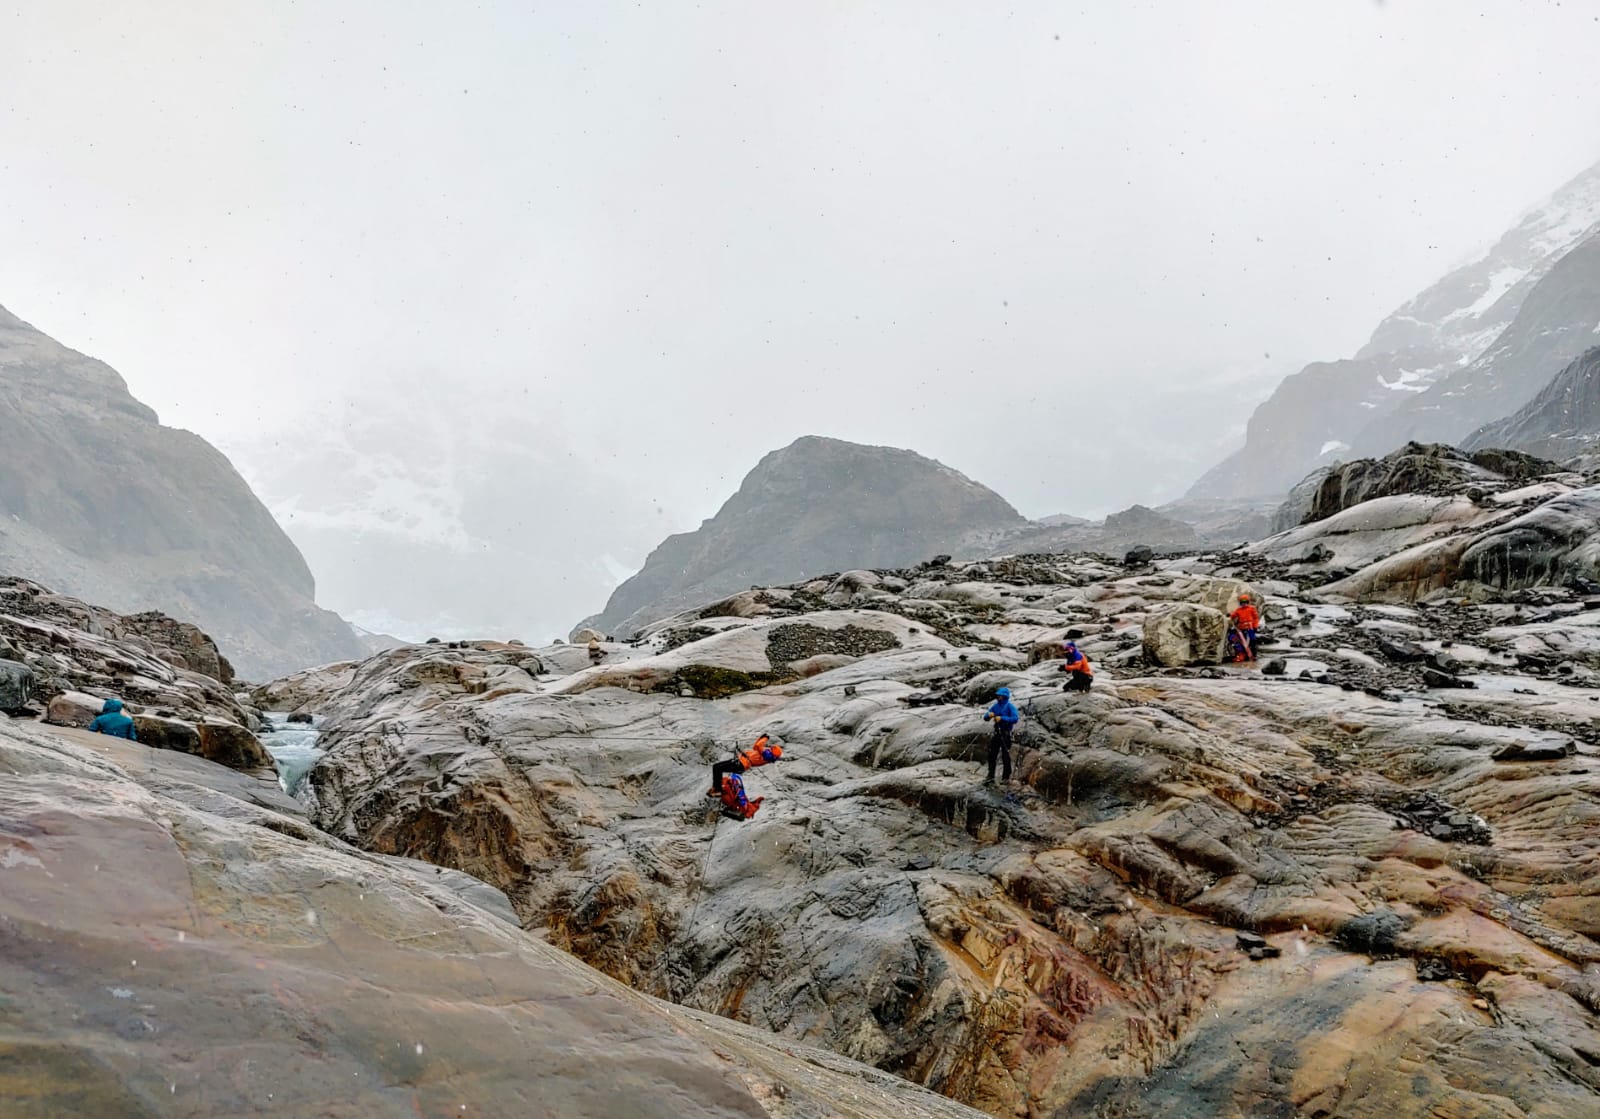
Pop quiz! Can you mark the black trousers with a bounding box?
[987,721,1013,782]
[710,758,745,793]
[1063,671,1092,692]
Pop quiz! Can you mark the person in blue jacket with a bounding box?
[87,698,138,741]
[982,687,1019,785]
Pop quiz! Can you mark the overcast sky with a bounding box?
[5,1,1600,538]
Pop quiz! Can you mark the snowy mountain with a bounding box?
[1190,156,1600,500]
[220,380,671,644]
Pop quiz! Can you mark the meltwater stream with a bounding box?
[259,714,324,797]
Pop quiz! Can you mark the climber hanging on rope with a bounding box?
[706,733,783,818]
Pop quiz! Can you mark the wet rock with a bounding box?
[1422,667,1476,689]
[287,711,315,724]
[1142,603,1227,666]
[1459,487,1600,592]
[1426,650,1465,674]
[1376,635,1428,663]
[1260,657,1287,676]
[1492,739,1577,762]
[0,718,980,1119]
[1336,910,1410,957]
[0,657,35,710]
[1415,957,1453,982]
[195,722,276,772]
[45,690,106,727]
[1124,545,1155,566]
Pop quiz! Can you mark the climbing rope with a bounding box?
[666,808,722,1004]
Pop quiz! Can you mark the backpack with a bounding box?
[719,773,762,819]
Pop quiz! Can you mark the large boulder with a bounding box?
[0,657,34,710]
[132,713,203,754]
[1142,603,1228,666]
[130,712,275,773]
[196,721,276,771]
[46,690,106,727]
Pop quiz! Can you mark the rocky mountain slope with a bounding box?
[0,304,362,678]
[282,463,1600,1118]
[1468,345,1600,463]
[0,714,985,1119]
[1191,156,1600,500]
[588,436,1028,637]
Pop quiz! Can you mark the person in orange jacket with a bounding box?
[707,733,783,797]
[1060,641,1094,691]
[1228,593,1261,662]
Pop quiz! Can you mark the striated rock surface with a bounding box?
[295,481,1600,1116]
[0,303,363,678]
[0,715,984,1119]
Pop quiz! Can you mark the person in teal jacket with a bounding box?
[982,687,1019,785]
[87,698,137,741]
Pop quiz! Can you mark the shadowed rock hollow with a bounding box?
[297,477,1600,1117]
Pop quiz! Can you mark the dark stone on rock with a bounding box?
[902,855,934,872]
[1422,667,1475,689]
[195,722,276,771]
[1298,669,1314,681]
[1376,636,1427,663]
[1261,658,1287,676]
[1235,931,1268,950]
[0,657,35,711]
[1336,910,1409,957]
[1426,650,1464,674]
[287,712,315,724]
[1123,545,1155,567]
[1492,740,1577,762]
[426,637,442,644]
[1064,628,1085,640]
[928,554,953,568]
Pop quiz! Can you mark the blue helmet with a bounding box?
[995,687,1011,698]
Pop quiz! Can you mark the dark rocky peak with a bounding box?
[1467,345,1600,463]
[587,437,1025,636]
